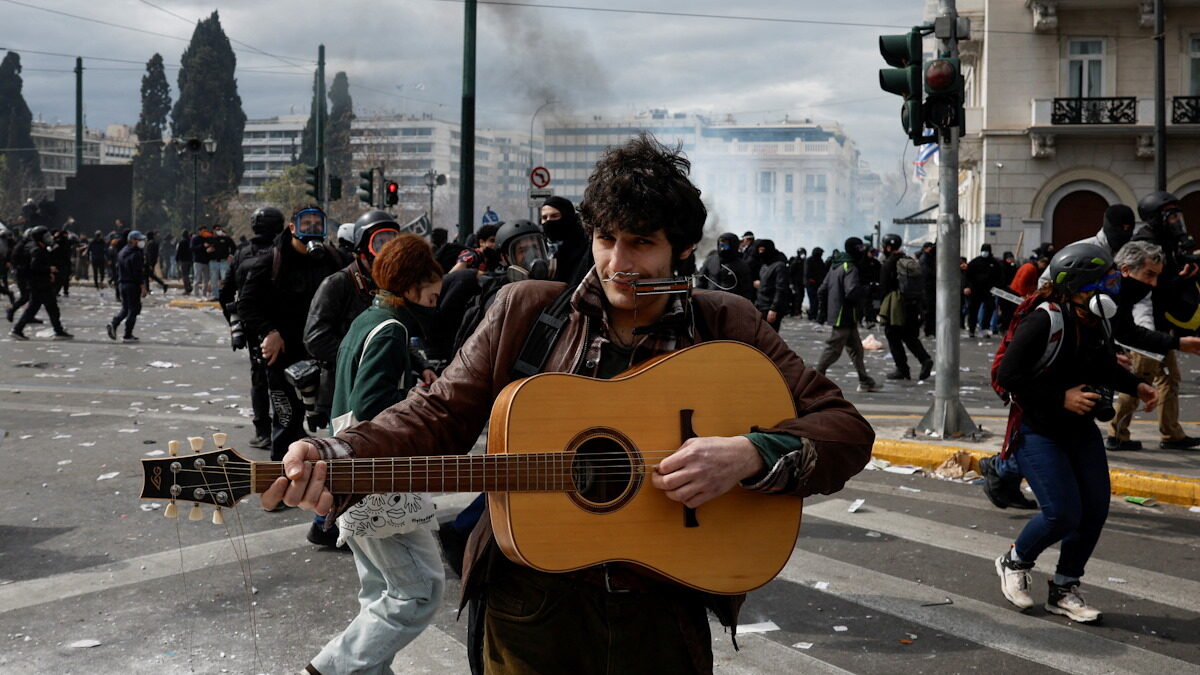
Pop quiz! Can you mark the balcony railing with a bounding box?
[1050,97,1137,125]
[1173,96,1200,124]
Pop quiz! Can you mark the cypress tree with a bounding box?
[169,11,246,228]
[133,53,173,230]
[0,52,43,216]
[299,70,326,169]
[327,72,354,204]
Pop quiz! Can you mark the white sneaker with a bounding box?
[1045,581,1102,623]
[995,549,1035,609]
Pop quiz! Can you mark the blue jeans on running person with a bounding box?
[1012,421,1110,580]
[310,527,445,675]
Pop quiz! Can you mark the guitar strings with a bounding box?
[211,463,266,673]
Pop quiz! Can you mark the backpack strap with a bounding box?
[1032,301,1065,373]
[510,285,575,379]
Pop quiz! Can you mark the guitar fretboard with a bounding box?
[251,453,576,494]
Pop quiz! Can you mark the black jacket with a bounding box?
[115,245,145,285]
[755,254,791,313]
[804,255,827,288]
[304,259,375,365]
[997,305,1141,434]
[218,233,275,317]
[237,231,342,365]
[696,250,755,301]
[965,254,1003,293]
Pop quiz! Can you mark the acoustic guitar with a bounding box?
[140,340,804,595]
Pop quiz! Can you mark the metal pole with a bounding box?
[192,152,199,232]
[919,0,977,439]
[457,0,477,244]
[316,44,326,209]
[528,100,553,222]
[1154,0,1166,191]
[74,57,83,175]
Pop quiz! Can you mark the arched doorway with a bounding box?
[1051,190,1109,249]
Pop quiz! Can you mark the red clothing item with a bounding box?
[1010,261,1040,297]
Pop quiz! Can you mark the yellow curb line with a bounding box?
[167,299,220,309]
[872,439,1200,508]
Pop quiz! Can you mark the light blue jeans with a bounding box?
[310,527,445,675]
[208,259,229,297]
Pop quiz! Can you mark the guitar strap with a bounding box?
[509,284,576,379]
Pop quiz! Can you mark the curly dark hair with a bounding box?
[578,132,706,264]
[372,233,443,297]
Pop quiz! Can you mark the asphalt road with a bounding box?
[1,286,1198,674]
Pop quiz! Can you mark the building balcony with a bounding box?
[1050,97,1137,125]
[1172,96,1200,124]
[1030,97,1200,132]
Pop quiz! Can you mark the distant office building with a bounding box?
[31,123,136,192]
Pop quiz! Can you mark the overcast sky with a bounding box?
[6,0,926,175]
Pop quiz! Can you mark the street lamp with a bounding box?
[529,100,554,221]
[424,169,446,225]
[175,136,217,232]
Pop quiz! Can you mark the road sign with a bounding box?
[528,187,553,209]
[530,166,551,188]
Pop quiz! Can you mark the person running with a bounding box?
[993,243,1157,623]
[815,237,878,392]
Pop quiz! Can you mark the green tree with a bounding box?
[0,52,43,217]
[299,70,326,169]
[133,53,173,231]
[257,163,308,211]
[327,71,354,206]
[169,11,246,228]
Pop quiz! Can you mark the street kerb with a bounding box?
[168,299,221,309]
[871,438,1200,507]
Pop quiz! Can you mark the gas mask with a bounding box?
[293,208,328,257]
[1081,271,1121,319]
[363,227,400,261]
[505,234,555,282]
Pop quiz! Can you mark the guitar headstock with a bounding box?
[140,433,253,520]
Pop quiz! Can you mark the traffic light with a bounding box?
[357,169,375,206]
[328,176,343,201]
[385,181,399,207]
[879,28,931,145]
[923,57,965,135]
[304,165,323,201]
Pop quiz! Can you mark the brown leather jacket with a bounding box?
[318,278,874,621]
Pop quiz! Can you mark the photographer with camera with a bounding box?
[219,207,285,450]
[993,243,1156,623]
[238,206,342,464]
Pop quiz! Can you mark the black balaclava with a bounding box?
[540,196,580,243]
[844,237,865,262]
[1102,204,1136,252]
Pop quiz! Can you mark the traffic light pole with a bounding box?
[918,0,977,439]
[316,44,326,210]
[457,0,477,245]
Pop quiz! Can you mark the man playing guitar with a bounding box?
[263,133,875,675]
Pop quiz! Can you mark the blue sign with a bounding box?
[984,213,1002,228]
[481,208,500,225]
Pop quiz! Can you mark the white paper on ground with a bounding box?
[792,642,814,650]
[736,621,780,634]
[847,498,866,513]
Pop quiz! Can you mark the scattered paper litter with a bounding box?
[933,450,973,479]
[118,429,139,433]
[862,334,884,350]
[898,486,922,493]
[736,621,779,634]
[1190,506,1200,513]
[792,642,814,650]
[847,498,866,513]
[1108,577,1127,584]
[865,531,882,538]
[69,412,91,417]
[180,406,199,412]
[144,450,165,456]
[78,442,95,447]
[882,465,923,475]
[147,361,179,369]
[68,639,101,649]
[814,581,830,591]
[833,625,849,632]
[97,472,120,481]
[139,503,162,511]
[57,459,72,465]
[52,434,71,440]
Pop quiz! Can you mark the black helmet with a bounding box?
[882,233,902,251]
[495,219,543,258]
[1137,191,1180,228]
[251,207,285,236]
[352,210,400,256]
[27,225,51,245]
[1048,242,1112,294]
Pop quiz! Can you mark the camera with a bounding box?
[1081,385,1115,422]
[283,359,326,431]
[228,313,246,351]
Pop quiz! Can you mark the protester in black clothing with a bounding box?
[540,196,592,287]
[0,225,14,304]
[238,207,342,462]
[87,231,107,288]
[432,228,467,274]
[695,232,755,301]
[804,247,827,323]
[879,234,933,380]
[10,227,72,340]
[50,230,72,297]
[219,208,286,451]
[6,228,33,323]
[740,231,762,281]
[206,224,236,300]
[917,242,937,337]
[106,231,148,342]
[965,243,1004,337]
[143,231,169,293]
[753,239,790,331]
[787,248,806,316]
[175,229,193,294]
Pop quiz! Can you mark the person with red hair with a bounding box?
[306,233,445,675]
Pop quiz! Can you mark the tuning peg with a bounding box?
[188,504,203,521]
[211,508,225,526]
[164,501,179,519]
[168,440,180,457]
[188,437,205,452]
[212,432,228,448]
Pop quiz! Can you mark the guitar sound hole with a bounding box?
[568,431,640,513]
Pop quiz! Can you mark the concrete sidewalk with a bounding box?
[863,407,1200,507]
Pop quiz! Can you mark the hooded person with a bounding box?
[695,231,755,301]
[540,196,592,286]
[804,246,828,322]
[814,237,878,391]
[753,238,790,331]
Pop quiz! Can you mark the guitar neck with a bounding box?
[251,454,574,495]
